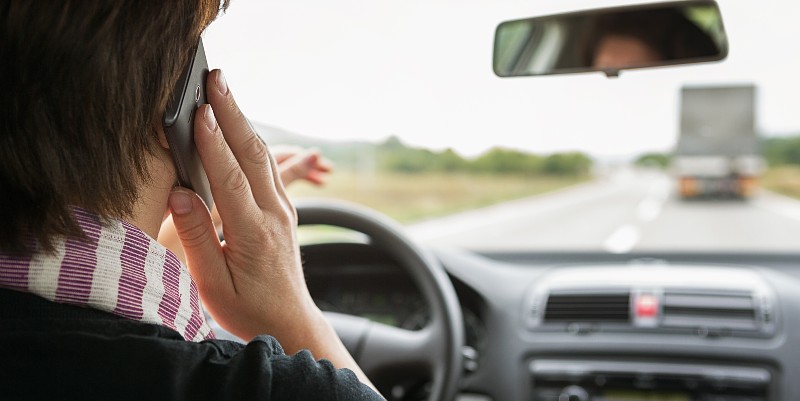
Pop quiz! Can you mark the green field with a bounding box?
[763,166,800,199]
[287,170,589,223]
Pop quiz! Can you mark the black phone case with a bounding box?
[162,40,214,210]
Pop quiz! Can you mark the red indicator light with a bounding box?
[636,294,659,318]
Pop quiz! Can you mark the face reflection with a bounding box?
[593,34,662,69]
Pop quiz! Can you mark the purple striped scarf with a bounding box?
[0,208,214,342]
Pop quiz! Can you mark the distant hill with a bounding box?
[252,121,335,148]
[251,121,380,170]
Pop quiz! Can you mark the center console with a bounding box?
[530,359,771,401]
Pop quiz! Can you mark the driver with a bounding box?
[588,8,720,70]
[0,2,383,400]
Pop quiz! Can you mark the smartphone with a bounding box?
[162,39,214,210]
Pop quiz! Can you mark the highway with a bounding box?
[408,169,800,253]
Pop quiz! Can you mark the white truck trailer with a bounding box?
[673,85,763,198]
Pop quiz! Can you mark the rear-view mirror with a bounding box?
[493,0,728,78]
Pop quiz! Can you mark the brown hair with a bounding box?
[0,1,229,255]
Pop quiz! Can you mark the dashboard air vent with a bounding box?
[544,293,630,323]
[662,291,757,331]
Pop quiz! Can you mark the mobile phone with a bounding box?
[162,39,214,210]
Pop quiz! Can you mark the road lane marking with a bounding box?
[604,224,640,254]
[637,176,670,223]
[636,198,663,222]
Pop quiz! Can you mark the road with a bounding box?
[407,169,800,253]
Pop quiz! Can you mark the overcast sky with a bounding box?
[204,0,800,158]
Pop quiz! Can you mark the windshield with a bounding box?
[205,1,800,253]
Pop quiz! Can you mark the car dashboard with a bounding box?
[302,244,800,401]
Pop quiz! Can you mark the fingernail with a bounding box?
[169,191,193,215]
[204,105,217,131]
[216,70,228,96]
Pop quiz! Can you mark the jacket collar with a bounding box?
[0,208,214,342]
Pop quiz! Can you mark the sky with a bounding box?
[203,0,800,159]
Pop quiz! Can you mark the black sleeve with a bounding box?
[1,320,384,401]
[195,335,384,401]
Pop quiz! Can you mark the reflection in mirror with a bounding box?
[494,0,728,78]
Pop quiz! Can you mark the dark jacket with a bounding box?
[0,289,382,401]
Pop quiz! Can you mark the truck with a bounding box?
[673,85,763,198]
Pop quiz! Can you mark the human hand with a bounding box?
[206,145,333,227]
[165,69,377,393]
[271,145,333,187]
[167,69,317,342]
[186,145,333,215]
[158,144,332,260]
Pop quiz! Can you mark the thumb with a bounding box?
[168,188,229,297]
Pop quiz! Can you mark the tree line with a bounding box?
[634,135,800,169]
[762,136,800,166]
[377,136,592,176]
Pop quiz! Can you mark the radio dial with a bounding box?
[558,385,589,401]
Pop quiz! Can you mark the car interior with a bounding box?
[203,0,800,400]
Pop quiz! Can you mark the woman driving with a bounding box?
[0,1,382,400]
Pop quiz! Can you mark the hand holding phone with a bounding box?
[162,39,214,210]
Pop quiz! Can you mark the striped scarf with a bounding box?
[0,208,214,342]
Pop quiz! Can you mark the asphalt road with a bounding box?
[407,169,800,253]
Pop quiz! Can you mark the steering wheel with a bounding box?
[296,199,464,401]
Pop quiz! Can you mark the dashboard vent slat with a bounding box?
[544,293,630,323]
[662,291,758,331]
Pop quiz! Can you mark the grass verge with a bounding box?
[762,166,800,199]
[287,170,590,223]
